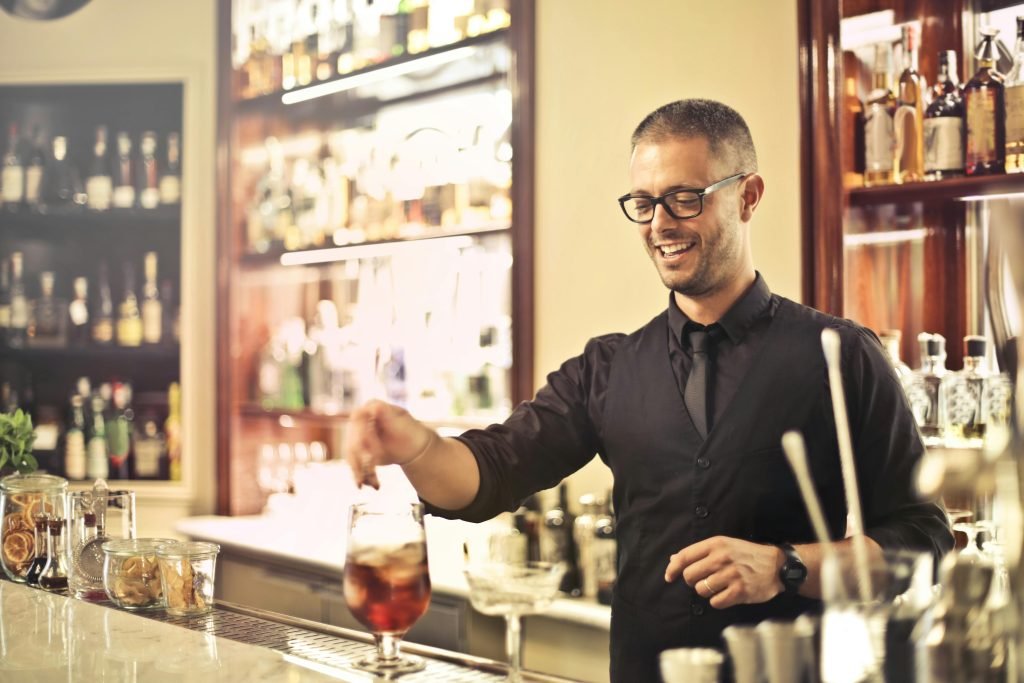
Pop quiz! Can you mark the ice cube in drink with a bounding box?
[343,541,431,634]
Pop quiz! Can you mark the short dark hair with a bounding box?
[631,99,758,173]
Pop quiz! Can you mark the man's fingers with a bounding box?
[680,554,726,587]
[709,582,740,609]
[664,538,717,582]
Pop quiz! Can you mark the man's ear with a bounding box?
[739,173,765,222]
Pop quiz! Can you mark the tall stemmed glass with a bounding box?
[464,547,565,683]
[342,502,431,675]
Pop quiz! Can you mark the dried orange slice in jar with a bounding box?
[2,530,34,574]
[3,512,30,534]
[1,473,68,582]
[21,495,56,527]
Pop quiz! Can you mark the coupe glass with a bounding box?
[342,502,430,675]
[464,559,565,683]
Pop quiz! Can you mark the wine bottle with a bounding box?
[24,126,45,211]
[67,276,90,346]
[112,131,136,209]
[1,122,25,211]
[92,262,115,346]
[7,251,28,348]
[141,251,162,344]
[0,258,10,346]
[159,131,182,205]
[85,125,113,211]
[965,28,1006,176]
[39,135,86,211]
[894,23,926,183]
[64,394,87,481]
[137,131,160,209]
[116,262,143,347]
[864,43,896,187]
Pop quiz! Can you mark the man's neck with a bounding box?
[673,271,757,325]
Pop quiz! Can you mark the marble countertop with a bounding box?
[176,512,612,631]
[0,580,366,682]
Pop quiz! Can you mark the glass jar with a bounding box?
[66,489,136,600]
[102,538,174,610]
[0,473,68,582]
[156,541,220,615]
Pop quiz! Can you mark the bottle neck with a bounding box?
[963,355,986,373]
[922,354,947,373]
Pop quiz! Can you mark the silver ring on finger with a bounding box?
[701,577,717,595]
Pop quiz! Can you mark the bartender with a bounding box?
[343,98,953,682]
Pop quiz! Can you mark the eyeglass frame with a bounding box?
[616,172,748,223]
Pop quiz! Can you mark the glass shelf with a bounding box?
[847,173,1024,206]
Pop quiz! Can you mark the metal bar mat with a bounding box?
[134,603,507,682]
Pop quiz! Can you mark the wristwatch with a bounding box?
[778,543,807,596]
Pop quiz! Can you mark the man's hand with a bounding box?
[343,400,435,489]
[664,536,784,609]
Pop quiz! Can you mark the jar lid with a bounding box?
[0,473,69,493]
[102,538,176,556]
[156,541,220,559]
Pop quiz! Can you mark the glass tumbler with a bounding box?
[156,541,220,615]
[66,489,136,600]
[0,473,68,582]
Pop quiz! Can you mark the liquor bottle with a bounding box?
[27,271,67,348]
[64,394,87,480]
[0,258,10,346]
[92,263,115,346]
[137,131,160,209]
[133,413,167,480]
[878,329,913,386]
[380,1,410,59]
[1006,16,1024,173]
[159,132,182,205]
[894,23,926,184]
[924,50,965,180]
[141,251,162,344]
[111,131,135,209]
[38,519,68,591]
[864,43,897,187]
[942,336,990,446]
[116,263,143,347]
[67,276,90,346]
[965,29,1006,176]
[1,122,25,211]
[39,135,86,211]
[165,382,182,481]
[85,392,109,480]
[574,493,600,599]
[407,0,430,54]
[85,125,113,210]
[7,251,29,348]
[905,332,948,445]
[298,1,317,87]
[24,126,45,211]
[159,279,175,345]
[593,495,616,606]
[106,382,133,480]
[542,483,582,596]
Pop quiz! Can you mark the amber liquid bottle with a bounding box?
[864,43,896,186]
[895,23,926,183]
[965,28,1006,175]
[1005,16,1024,173]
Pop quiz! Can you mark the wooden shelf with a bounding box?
[847,173,1024,207]
[1,344,178,362]
[0,205,181,232]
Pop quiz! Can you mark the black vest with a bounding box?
[601,298,848,681]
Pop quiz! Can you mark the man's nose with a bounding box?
[650,202,677,233]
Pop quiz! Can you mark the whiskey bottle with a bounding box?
[132,414,167,480]
[92,263,115,346]
[1,122,24,211]
[7,251,29,348]
[137,131,160,209]
[39,135,86,211]
[111,131,135,209]
[1006,16,1024,173]
[895,23,926,184]
[864,43,896,187]
[905,332,948,445]
[0,258,10,345]
[158,132,181,205]
[942,336,990,446]
[116,263,143,347]
[85,125,113,211]
[64,394,87,480]
[141,251,162,344]
[27,271,67,348]
[24,126,45,211]
[965,29,1006,176]
[67,276,90,346]
[105,382,133,480]
[924,50,965,180]
[85,392,109,480]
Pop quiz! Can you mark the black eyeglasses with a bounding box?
[617,172,747,223]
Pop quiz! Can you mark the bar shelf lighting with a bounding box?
[281,47,479,106]
[280,234,476,266]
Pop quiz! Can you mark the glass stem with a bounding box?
[376,632,401,662]
[505,613,523,683]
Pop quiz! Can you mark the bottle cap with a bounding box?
[964,335,987,358]
[924,333,946,357]
[975,27,1000,63]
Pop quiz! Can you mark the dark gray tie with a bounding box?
[685,330,710,439]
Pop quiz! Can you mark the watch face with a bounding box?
[784,565,807,582]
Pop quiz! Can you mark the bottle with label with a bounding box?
[141,252,162,344]
[924,50,965,180]
[106,382,133,480]
[64,394,87,480]
[166,382,182,481]
[1,122,25,211]
[965,28,1006,176]
[67,276,90,346]
[159,132,182,205]
[137,131,161,209]
[895,23,926,184]
[0,258,10,345]
[28,271,67,348]
[24,126,45,211]
[85,125,113,211]
[8,251,29,349]
[904,332,948,446]
[133,414,168,480]
[116,263,143,347]
[593,495,616,606]
[111,131,135,209]
[86,392,109,480]
[541,483,581,596]
[942,336,990,447]
[1005,16,1024,173]
[864,43,897,187]
[574,493,600,599]
[92,263,115,346]
[39,135,86,211]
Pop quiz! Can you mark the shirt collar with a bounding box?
[667,272,774,345]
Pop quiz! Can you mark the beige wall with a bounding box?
[534,0,802,500]
[0,1,219,537]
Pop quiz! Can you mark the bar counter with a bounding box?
[0,580,582,682]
